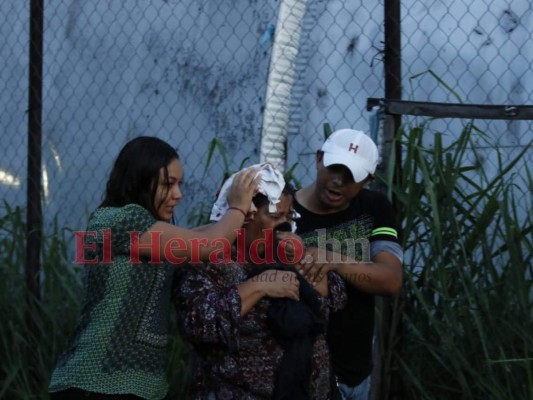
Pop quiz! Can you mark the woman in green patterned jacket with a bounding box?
[48,136,259,400]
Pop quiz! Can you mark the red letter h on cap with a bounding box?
[348,143,359,154]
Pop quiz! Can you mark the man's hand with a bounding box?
[298,247,402,295]
[297,247,334,284]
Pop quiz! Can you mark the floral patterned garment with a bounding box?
[173,262,347,400]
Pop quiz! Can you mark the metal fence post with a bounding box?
[373,1,403,399]
[26,0,44,388]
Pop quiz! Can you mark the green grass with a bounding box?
[376,120,532,399]
[0,204,83,398]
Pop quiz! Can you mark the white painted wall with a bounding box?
[0,0,531,232]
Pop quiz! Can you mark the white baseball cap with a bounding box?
[321,129,379,183]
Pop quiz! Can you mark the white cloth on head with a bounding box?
[210,162,286,222]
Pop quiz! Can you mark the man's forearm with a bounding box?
[331,251,402,296]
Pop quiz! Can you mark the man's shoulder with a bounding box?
[349,189,391,212]
[351,188,390,206]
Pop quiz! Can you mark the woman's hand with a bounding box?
[255,269,300,301]
[226,168,261,212]
[238,269,300,315]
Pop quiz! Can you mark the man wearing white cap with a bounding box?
[294,128,403,400]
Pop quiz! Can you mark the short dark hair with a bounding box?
[252,183,295,210]
[100,136,179,219]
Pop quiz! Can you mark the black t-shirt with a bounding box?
[294,188,399,386]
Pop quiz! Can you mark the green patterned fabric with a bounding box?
[49,204,174,400]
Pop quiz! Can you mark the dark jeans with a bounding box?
[49,388,171,400]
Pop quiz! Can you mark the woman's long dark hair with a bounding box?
[100,136,179,219]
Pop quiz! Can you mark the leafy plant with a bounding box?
[323,122,333,140]
[0,203,83,399]
[376,119,532,399]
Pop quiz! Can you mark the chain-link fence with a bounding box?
[395,0,532,216]
[1,1,532,398]
[1,0,531,233]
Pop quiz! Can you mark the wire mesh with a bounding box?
[0,0,531,233]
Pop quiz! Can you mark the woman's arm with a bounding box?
[237,269,300,316]
[139,168,259,263]
[174,267,300,348]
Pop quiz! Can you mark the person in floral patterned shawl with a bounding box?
[173,179,346,400]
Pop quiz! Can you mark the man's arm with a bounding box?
[299,246,402,296]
